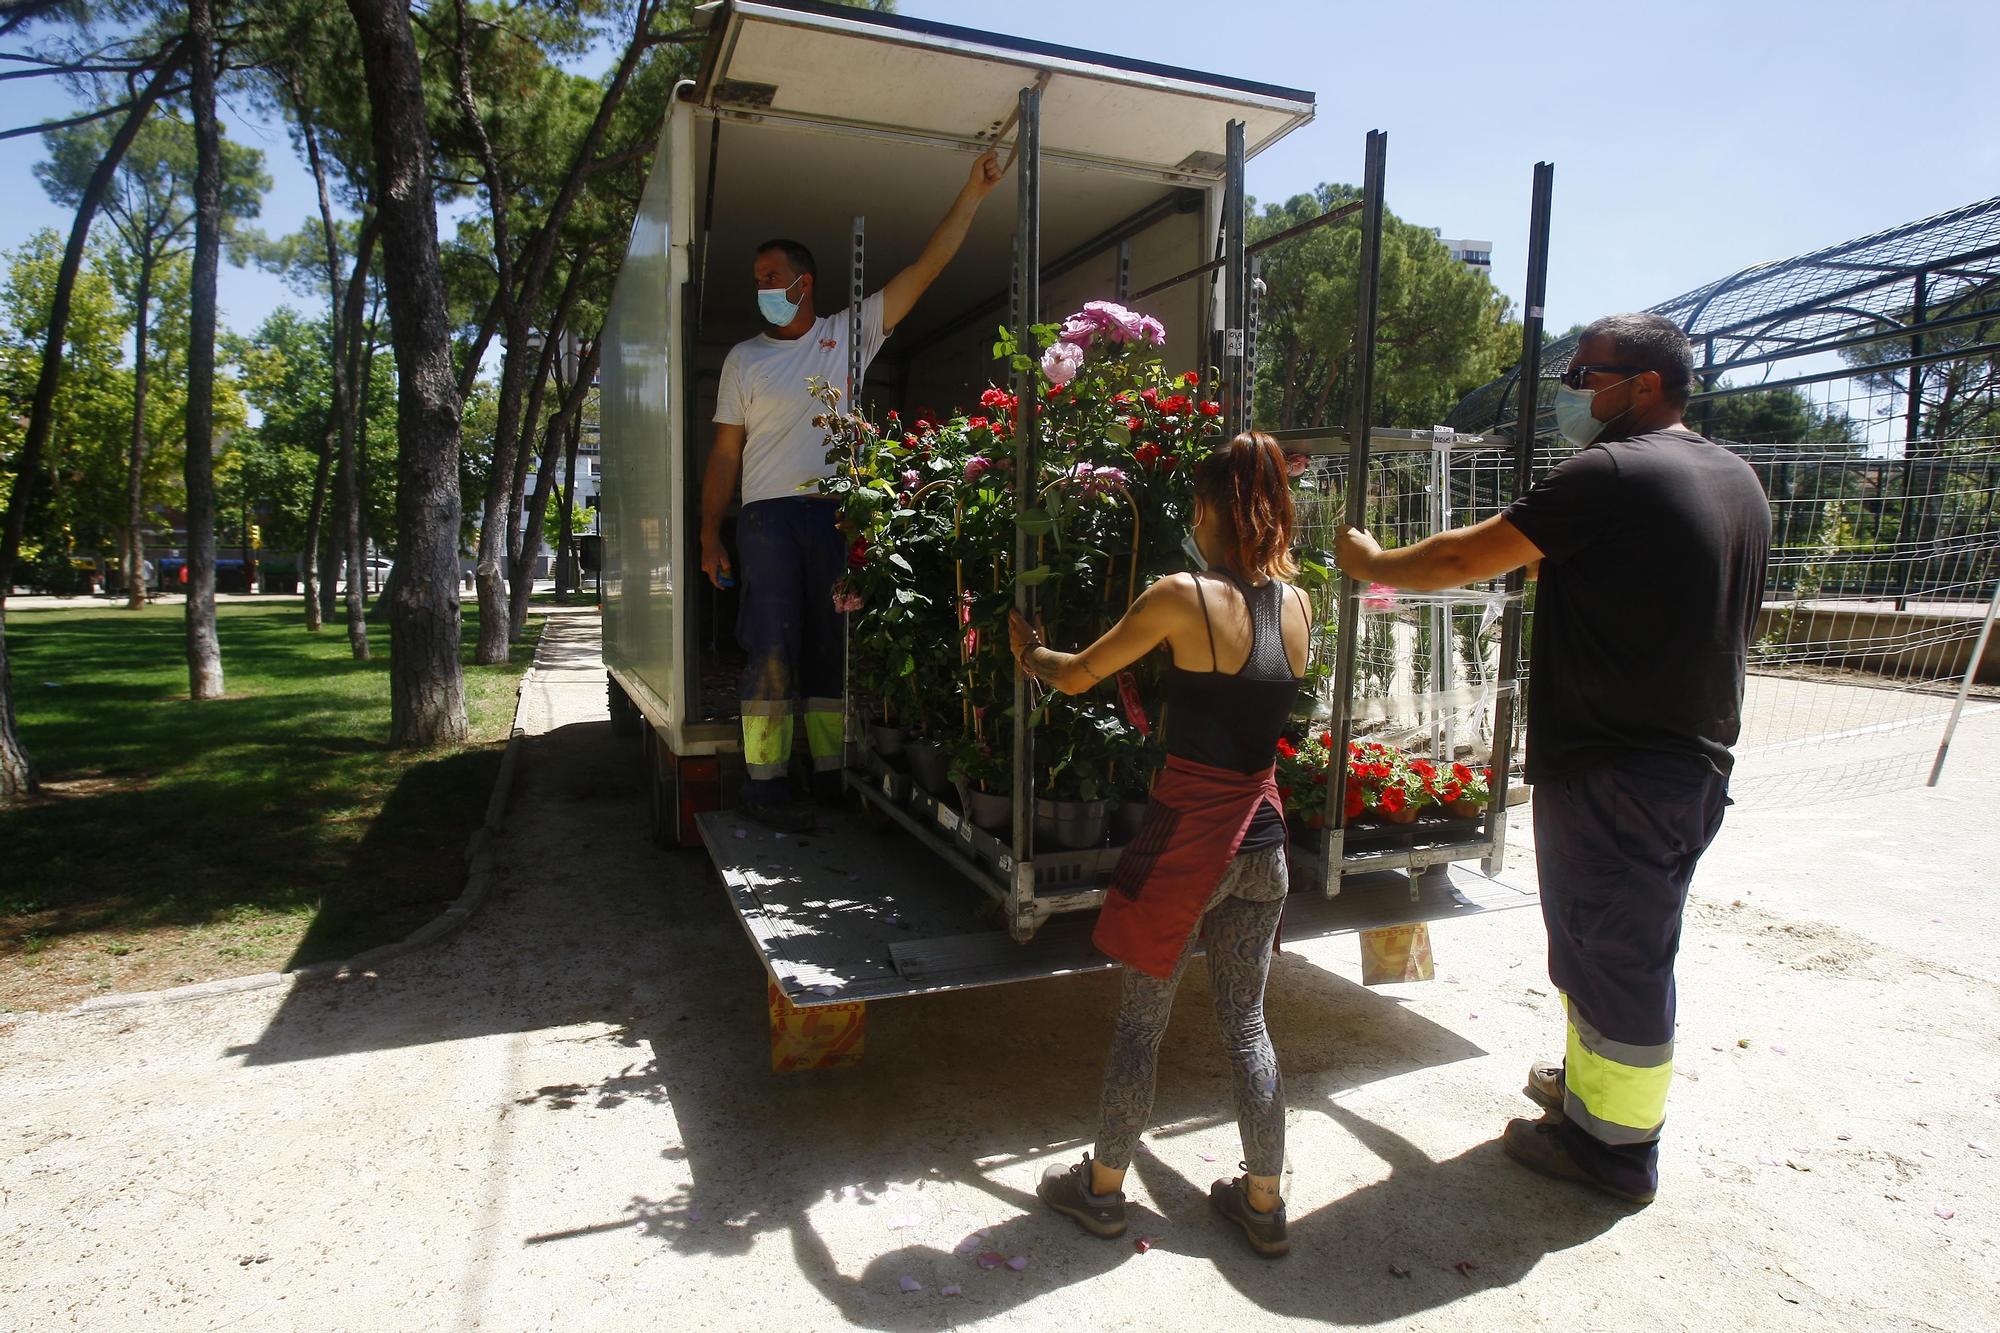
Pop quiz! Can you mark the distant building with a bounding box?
[1433,232,1493,276]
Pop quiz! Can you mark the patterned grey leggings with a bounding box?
[1094,845,1288,1177]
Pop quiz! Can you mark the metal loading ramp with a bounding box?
[696,809,1537,1008]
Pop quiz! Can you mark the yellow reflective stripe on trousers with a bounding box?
[803,708,843,766]
[1562,997,1673,1146]
[742,711,792,777]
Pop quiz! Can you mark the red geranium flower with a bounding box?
[1320,732,1335,748]
[1441,782,1463,804]
[1345,786,1366,820]
[1379,786,1408,815]
[1276,737,1298,758]
[1452,762,1474,784]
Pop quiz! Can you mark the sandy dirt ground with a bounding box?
[2,611,1996,1332]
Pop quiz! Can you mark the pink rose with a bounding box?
[900,468,921,490]
[1041,340,1085,387]
[963,455,993,482]
[830,581,864,613]
[1285,451,1310,478]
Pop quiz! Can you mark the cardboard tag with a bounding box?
[1359,921,1436,985]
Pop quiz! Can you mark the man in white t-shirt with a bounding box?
[702,149,1003,829]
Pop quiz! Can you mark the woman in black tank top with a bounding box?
[1010,432,1313,1256]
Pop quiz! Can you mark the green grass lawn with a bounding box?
[0,600,538,1010]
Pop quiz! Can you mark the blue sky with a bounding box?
[1,0,1995,350]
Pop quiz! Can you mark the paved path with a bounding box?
[4,611,1996,1331]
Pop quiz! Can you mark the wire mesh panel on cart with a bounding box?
[1281,430,1526,888]
[1448,196,2000,808]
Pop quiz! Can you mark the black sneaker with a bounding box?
[1209,1173,1289,1257]
[740,798,815,835]
[1037,1154,1127,1239]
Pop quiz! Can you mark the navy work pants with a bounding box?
[1534,750,1729,1197]
[735,497,846,803]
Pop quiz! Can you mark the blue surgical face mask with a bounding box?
[756,275,805,326]
[1555,375,1639,447]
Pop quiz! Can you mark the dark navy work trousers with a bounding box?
[1534,749,1730,1197]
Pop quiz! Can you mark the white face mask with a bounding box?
[1181,530,1209,571]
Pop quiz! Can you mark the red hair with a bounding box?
[1192,432,1296,581]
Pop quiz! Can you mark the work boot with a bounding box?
[1208,1172,1289,1257]
[740,797,815,835]
[1036,1154,1127,1239]
[811,769,847,808]
[1501,1116,1655,1205]
[1525,1061,1565,1113]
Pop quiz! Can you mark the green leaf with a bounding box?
[888,552,913,573]
[1014,508,1055,536]
[1015,564,1054,587]
[898,653,916,677]
[1104,421,1131,446]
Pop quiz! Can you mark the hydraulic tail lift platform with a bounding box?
[598,0,1554,1025]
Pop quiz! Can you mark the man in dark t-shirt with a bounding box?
[1334,312,1771,1205]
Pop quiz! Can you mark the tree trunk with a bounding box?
[521,336,600,627]
[0,614,29,802]
[295,92,347,634]
[347,0,468,746]
[555,364,584,599]
[182,0,223,701]
[123,255,154,609]
[302,416,332,629]
[336,223,379,661]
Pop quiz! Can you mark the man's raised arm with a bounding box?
[880,149,1005,329]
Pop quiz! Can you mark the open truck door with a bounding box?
[598,0,1550,1022]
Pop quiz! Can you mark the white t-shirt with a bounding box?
[714,292,891,506]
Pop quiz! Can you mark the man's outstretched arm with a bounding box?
[1335,513,1544,592]
[879,149,1004,329]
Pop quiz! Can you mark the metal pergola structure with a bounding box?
[841,81,1560,940]
[1449,194,2000,440]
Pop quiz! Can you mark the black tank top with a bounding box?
[1161,572,1303,852]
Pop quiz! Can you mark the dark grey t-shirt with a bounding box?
[1502,429,1771,782]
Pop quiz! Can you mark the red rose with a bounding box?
[1139,387,1159,404]
[1379,786,1407,815]
[1182,371,1201,387]
[847,536,869,569]
[1126,416,1145,432]
[1134,442,1162,466]
[887,410,899,422]
[966,415,991,431]
[1199,400,1221,417]
[1345,786,1366,820]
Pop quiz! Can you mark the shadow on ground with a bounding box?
[226,713,1625,1325]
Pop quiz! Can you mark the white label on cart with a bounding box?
[1224,329,1246,356]
[937,807,961,833]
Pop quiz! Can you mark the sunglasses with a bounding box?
[1556,362,1649,390]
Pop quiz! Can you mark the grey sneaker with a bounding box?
[741,798,815,835]
[1037,1154,1127,1239]
[1525,1061,1565,1112]
[1209,1173,1289,1257]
